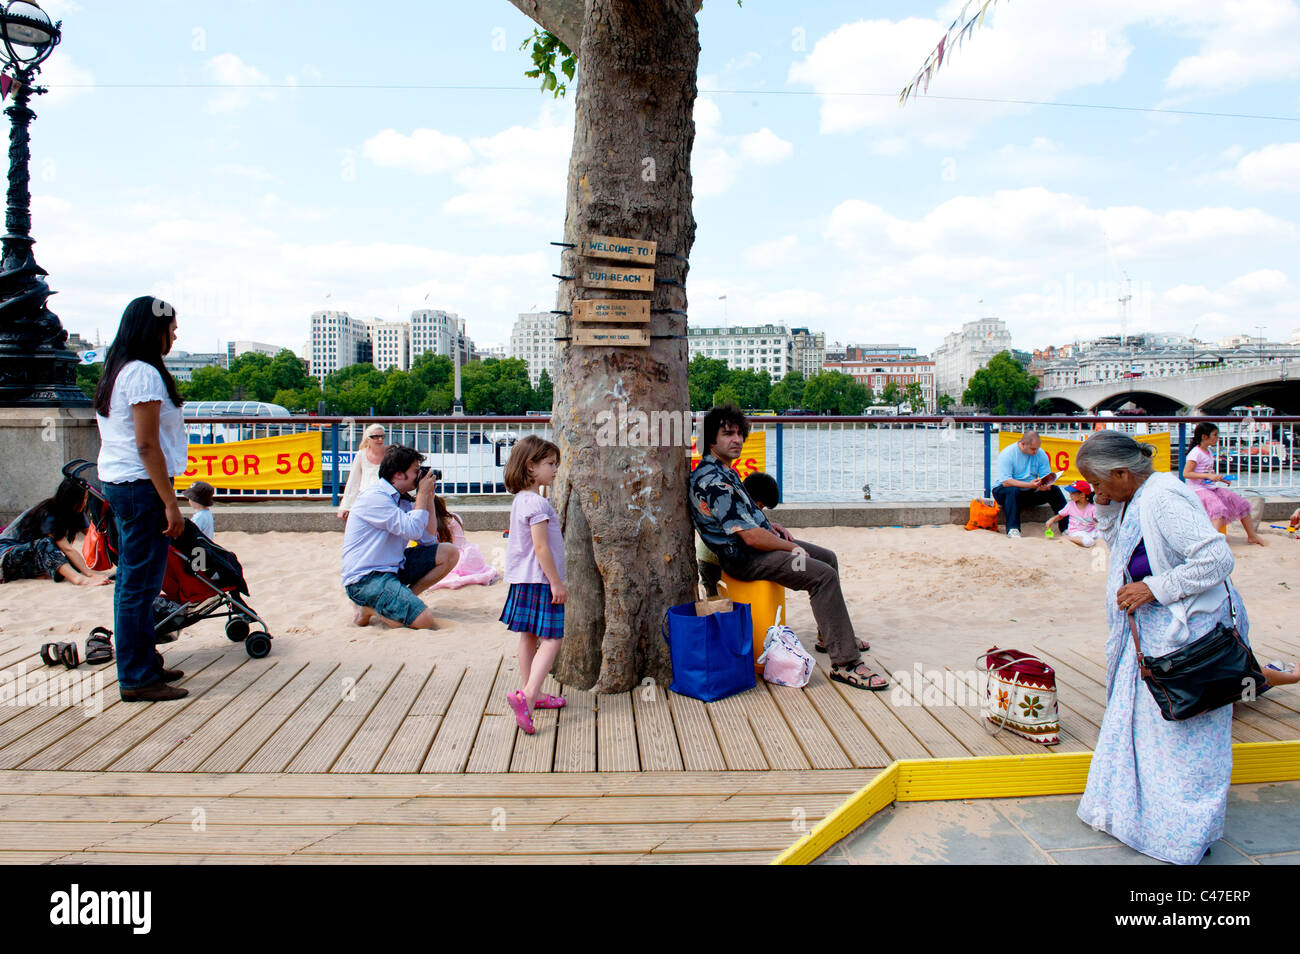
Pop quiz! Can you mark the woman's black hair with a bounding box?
[1189,422,1218,452]
[93,296,182,415]
[703,404,749,455]
[14,477,87,543]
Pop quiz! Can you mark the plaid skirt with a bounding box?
[500,582,564,640]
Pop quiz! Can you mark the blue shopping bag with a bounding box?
[661,601,756,702]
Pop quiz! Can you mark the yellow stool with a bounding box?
[718,573,787,674]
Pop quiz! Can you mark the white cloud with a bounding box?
[739,128,794,164]
[1162,0,1300,95]
[1231,142,1300,192]
[40,54,93,107]
[362,128,474,175]
[742,235,801,268]
[691,101,794,198]
[203,53,270,114]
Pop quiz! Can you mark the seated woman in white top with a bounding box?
[93,296,192,703]
[338,423,385,521]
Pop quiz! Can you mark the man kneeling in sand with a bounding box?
[341,444,458,629]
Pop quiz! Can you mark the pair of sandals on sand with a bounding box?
[815,635,889,692]
[40,628,114,670]
[507,690,566,735]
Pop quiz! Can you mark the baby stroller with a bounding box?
[63,459,273,659]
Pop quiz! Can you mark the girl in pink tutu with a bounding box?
[430,495,501,589]
[1182,423,1267,546]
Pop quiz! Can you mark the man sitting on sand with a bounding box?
[992,429,1066,538]
[688,404,887,691]
[340,444,458,629]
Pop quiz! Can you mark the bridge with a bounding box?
[1036,362,1300,414]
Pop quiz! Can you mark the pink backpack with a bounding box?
[758,608,815,688]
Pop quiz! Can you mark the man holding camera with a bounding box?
[340,444,458,629]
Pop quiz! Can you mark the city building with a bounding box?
[931,317,1014,402]
[843,344,918,361]
[164,351,227,382]
[687,324,793,379]
[822,357,936,411]
[510,312,559,387]
[410,309,474,366]
[227,340,282,364]
[310,310,372,379]
[369,320,410,372]
[478,343,508,362]
[1039,334,1300,390]
[790,328,826,378]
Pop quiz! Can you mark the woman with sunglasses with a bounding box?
[338,423,386,522]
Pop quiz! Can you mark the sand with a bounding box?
[2,522,1298,676]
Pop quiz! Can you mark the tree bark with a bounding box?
[548,0,700,692]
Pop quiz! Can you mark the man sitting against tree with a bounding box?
[341,443,458,629]
[688,404,887,691]
[991,429,1066,538]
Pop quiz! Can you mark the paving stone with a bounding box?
[1222,782,1300,856]
[993,795,1118,851]
[834,800,1052,865]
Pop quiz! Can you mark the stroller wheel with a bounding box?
[225,619,250,642]
[245,632,272,659]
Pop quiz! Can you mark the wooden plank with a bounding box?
[0,821,151,852]
[510,675,560,773]
[1031,646,1108,731]
[827,676,932,761]
[48,653,232,772]
[581,235,657,263]
[573,327,649,347]
[632,681,684,771]
[287,663,401,773]
[93,823,347,855]
[198,662,336,772]
[572,299,651,323]
[0,657,116,739]
[465,716,517,773]
[552,684,597,773]
[240,662,370,773]
[581,265,653,292]
[422,662,499,773]
[595,690,639,772]
[107,656,274,771]
[734,685,810,770]
[935,667,1054,756]
[332,664,430,773]
[765,680,853,769]
[842,655,969,758]
[705,692,768,770]
[1063,647,1111,686]
[373,663,464,772]
[666,691,726,771]
[800,671,892,768]
[152,660,307,772]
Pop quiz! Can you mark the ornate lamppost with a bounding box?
[0,1,82,406]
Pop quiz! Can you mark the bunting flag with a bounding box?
[899,0,1008,106]
[1,74,13,101]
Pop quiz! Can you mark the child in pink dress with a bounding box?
[1045,480,1098,547]
[1182,423,1266,546]
[431,495,500,589]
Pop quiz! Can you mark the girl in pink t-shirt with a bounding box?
[1182,422,1266,546]
[1045,480,1098,548]
[499,435,567,734]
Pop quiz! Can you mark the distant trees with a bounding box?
[962,350,1039,414]
[802,371,872,414]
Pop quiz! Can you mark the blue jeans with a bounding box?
[102,479,171,690]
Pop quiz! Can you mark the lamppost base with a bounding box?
[0,340,88,406]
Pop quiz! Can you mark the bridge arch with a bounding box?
[1090,389,1186,415]
[1199,379,1300,414]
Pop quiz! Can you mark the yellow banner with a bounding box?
[689,432,768,481]
[999,431,1171,485]
[176,432,323,491]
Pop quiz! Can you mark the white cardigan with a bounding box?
[339,453,382,513]
[1095,472,1236,648]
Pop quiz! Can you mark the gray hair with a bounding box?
[1076,430,1156,478]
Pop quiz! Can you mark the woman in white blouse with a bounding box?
[93,297,190,702]
[338,423,385,521]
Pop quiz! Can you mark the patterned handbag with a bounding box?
[978,648,1059,745]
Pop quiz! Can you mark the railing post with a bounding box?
[983,421,992,497]
[1177,422,1186,481]
[775,421,784,504]
[330,422,340,506]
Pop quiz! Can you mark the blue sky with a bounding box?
[25,0,1300,357]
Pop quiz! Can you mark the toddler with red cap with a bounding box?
[1045,480,1098,548]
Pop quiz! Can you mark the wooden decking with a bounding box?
[2,625,1300,863]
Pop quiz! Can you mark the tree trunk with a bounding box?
[550,0,700,692]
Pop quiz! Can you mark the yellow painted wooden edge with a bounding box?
[773,740,1300,865]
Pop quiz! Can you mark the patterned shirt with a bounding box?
[689,454,772,561]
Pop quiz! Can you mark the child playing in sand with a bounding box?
[182,481,215,538]
[1045,480,1097,548]
[499,435,566,735]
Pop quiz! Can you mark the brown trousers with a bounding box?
[720,539,860,666]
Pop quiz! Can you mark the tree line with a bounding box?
[688,355,929,414]
[76,350,555,416]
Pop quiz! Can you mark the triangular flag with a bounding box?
[937,34,947,68]
[979,0,993,28]
[923,64,932,93]
[1,75,12,100]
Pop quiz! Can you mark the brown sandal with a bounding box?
[830,663,888,691]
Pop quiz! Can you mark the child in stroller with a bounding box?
[64,460,272,659]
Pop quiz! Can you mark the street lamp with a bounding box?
[0,1,82,406]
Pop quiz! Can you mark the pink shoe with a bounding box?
[507,690,535,734]
[534,693,567,709]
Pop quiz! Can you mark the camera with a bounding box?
[418,466,442,483]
